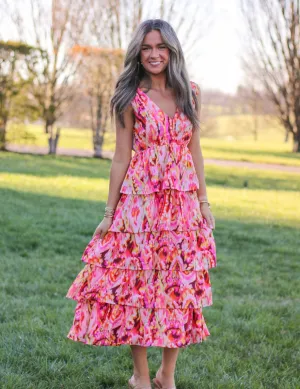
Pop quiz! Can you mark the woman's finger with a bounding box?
[205,213,213,229]
[93,229,101,238]
[207,213,215,229]
[211,216,215,229]
[205,216,212,229]
[201,210,215,229]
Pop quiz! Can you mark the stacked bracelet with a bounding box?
[198,199,211,208]
[104,206,115,218]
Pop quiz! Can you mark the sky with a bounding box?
[189,0,245,94]
[0,0,245,95]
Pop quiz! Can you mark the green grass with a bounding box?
[6,117,300,167]
[6,123,117,153]
[0,151,299,389]
[201,138,300,167]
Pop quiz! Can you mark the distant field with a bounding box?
[6,115,300,167]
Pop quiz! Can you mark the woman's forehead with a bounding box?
[142,30,164,45]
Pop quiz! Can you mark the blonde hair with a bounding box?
[110,18,200,130]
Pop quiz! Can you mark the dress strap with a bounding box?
[190,80,200,96]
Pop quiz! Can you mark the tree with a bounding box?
[240,0,300,152]
[72,46,124,158]
[1,0,213,155]
[237,85,266,141]
[88,0,213,71]
[0,40,41,150]
[1,0,89,154]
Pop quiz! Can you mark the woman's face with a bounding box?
[140,30,170,75]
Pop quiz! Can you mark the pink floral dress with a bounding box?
[65,81,217,348]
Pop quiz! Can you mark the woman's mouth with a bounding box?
[149,61,162,67]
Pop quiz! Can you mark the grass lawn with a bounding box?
[6,118,300,167]
[0,151,299,389]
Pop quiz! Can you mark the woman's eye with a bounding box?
[142,47,150,51]
[159,46,167,49]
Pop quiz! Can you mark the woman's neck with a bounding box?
[142,72,168,91]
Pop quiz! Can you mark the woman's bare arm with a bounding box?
[187,84,215,229]
[187,86,208,201]
[106,105,134,209]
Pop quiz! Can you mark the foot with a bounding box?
[154,366,176,389]
[128,373,152,389]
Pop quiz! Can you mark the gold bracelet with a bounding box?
[104,205,115,218]
[199,200,211,208]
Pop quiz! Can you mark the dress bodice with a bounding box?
[120,81,201,194]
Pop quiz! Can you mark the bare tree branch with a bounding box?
[240,0,300,151]
[1,0,90,153]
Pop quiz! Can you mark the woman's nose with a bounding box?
[150,48,159,58]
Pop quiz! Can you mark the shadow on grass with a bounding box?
[1,188,299,308]
[0,164,300,388]
[0,151,112,179]
[1,152,300,193]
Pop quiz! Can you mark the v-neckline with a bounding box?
[138,87,178,120]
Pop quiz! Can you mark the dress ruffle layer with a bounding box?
[66,215,216,346]
[81,228,216,272]
[120,143,199,194]
[108,189,204,233]
[66,264,213,309]
[67,301,210,348]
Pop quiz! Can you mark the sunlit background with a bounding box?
[0,1,299,388]
[1,0,299,156]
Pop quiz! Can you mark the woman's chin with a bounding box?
[145,66,166,75]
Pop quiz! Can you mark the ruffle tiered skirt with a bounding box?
[66,187,217,348]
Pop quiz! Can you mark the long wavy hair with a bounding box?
[110,19,200,131]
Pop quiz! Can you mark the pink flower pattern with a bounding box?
[66,81,217,348]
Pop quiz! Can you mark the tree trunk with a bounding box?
[0,123,6,151]
[284,130,289,143]
[93,130,104,158]
[253,114,258,141]
[48,125,61,154]
[94,144,102,158]
[93,95,104,158]
[292,131,300,152]
[45,121,51,135]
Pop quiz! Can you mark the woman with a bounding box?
[66,19,217,389]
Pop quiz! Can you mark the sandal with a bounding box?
[128,374,152,389]
[152,378,176,389]
[152,367,176,389]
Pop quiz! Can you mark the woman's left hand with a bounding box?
[200,203,215,230]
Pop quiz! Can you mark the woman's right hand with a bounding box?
[92,217,113,239]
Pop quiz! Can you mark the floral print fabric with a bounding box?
[66,81,217,348]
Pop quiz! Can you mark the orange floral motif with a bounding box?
[66,81,217,348]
